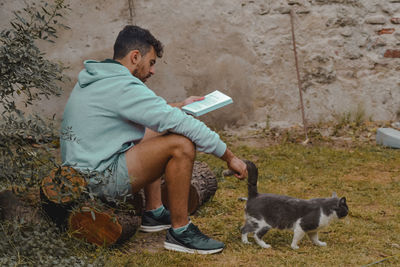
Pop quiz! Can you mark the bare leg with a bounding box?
[125,132,195,228]
[144,179,162,210]
[140,129,165,210]
[308,232,327,247]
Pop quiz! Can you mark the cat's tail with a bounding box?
[244,160,258,199]
[222,159,258,199]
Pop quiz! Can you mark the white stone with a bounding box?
[365,15,387,24]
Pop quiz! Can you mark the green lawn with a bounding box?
[3,125,399,266]
[105,141,400,266]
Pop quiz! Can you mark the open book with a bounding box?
[182,90,233,117]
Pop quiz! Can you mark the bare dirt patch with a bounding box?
[121,231,166,254]
[224,120,393,149]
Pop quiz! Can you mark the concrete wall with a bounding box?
[1,0,400,129]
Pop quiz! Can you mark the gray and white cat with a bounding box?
[240,160,348,250]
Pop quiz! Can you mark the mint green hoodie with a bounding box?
[61,60,227,173]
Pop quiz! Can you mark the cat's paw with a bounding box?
[254,236,271,248]
[291,244,300,250]
[257,242,271,249]
[241,234,251,244]
[316,241,327,247]
[261,243,271,249]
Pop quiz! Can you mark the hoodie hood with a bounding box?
[78,59,141,87]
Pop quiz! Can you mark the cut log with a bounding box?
[103,189,145,217]
[41,166,87,204]
[40,166,87,229]
[40,166,142,246]
[161,161,218,214]
[68,205,140,246]
[115,209,141,244]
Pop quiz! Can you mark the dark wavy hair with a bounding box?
[113,25,163,60]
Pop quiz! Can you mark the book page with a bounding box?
[183,91,230,112]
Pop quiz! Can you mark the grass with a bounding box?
[100,140,400,266]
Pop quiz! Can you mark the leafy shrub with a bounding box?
[0,220,107,267]
[0,2,109,266]
[0,0,69,189]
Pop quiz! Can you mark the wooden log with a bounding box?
[41,166,87,203]
[40,166,142,246]
[40,166,87,229]
[161,161,218,214]
[68,205,140,246]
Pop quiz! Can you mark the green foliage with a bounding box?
[0,3,115,266]
[0,220,108,266]
[0,0,69,189]
[0,0,69,110]
[333,104,367,134]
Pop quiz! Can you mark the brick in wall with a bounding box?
[378,28,395,35]
[384,49,400,58]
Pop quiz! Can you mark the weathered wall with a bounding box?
[1,0,400,129]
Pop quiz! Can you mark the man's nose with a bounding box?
[150,66,155,75]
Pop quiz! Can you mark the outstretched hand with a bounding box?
[227,157,247,180]
[221,148,248,180]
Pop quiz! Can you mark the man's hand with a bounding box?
[182,96,205,107]
[169,96,205,109]
[220,148,248,180]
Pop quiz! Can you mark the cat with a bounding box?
[239,160,348,250]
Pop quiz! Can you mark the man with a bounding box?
[61,25,247,254]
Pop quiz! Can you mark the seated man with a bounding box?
[60,25,247,254]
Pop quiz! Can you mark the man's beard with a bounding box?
[132,70,151,83]
[143,73,152,81]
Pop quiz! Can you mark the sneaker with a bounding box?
[164,223,225,254]
[139,208,171,232]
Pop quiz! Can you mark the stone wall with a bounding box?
[1,0,399,129]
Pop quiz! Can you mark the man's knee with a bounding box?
[170,134,195,159]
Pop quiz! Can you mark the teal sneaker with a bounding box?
[164,223,225,254]
[139,208,171,232]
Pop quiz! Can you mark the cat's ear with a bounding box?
[332,192,337,198]
[339,197,346,206]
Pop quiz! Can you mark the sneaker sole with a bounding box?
[139,224,171,233]
[164,241,224,254]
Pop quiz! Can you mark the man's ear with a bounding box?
[129,50,142,65]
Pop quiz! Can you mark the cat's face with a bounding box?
[335,197,349,218]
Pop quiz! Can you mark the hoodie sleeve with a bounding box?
[116,82,227,157]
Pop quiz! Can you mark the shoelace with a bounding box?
[189,224,211,241]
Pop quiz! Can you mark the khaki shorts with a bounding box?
[86,152,132,201]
